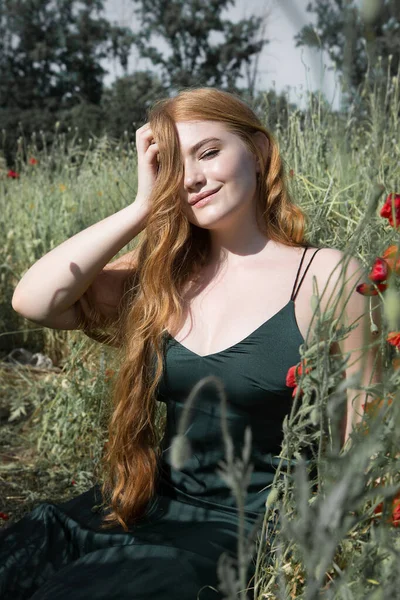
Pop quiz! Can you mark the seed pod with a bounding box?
[266,487,279,508]
[302,340,327,358]
[310,294,320,313]
[360,0,382,25]
[169,434,191,469]
[311,407,319,426]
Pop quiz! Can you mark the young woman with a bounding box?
[1,88,380,599]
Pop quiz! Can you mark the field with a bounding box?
[1,75,400,598]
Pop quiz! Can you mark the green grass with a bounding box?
[1,71,400,598]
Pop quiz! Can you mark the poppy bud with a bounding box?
[169,434,192,469]
[356,282,387,296]
[368,257,390,283]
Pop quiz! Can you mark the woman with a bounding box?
[1,88,380,599]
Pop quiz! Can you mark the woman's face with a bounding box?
[176,120,259,229]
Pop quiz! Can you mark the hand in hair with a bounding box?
[134,123,160,214]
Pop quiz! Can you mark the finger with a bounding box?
[144,142,159,161]
[136,128,157,152]
[142,130,156,143]
[135,125,153,146]
[136,122,150,132]
[137,126,154,139]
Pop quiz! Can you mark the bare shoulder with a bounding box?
[305,246,380,337]
[310,247,366,295]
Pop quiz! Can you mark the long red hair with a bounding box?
[86,88,309,531]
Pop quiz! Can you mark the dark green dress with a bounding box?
[0,246,322,600]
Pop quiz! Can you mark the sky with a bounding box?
[103,0,342,110]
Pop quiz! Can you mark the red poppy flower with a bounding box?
[392,497,400,526]
[380,193,400,228]
[0,512,9,520]
[382,244,400,275]
[374,491,400,527]
[387,332,400,349]
[368,257,391,283]
[286,365,297,388]
[7,170,19,179]
[71,480,76,486]
[356,282,387,296]
[28,157,38,165]
[286,360,311,397]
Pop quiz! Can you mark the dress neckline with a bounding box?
[166,299,303,359]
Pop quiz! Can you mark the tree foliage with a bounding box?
[0,0,273,164]
[295,0,400,99]
[130,0,268,95]
[0,0,134,109]
[101,72,167,140]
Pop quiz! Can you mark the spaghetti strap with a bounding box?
[290,247,323,302]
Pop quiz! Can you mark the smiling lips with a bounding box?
[189,187,221,205]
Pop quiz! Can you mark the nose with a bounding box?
[183,159,206,191]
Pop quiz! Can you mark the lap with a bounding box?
[0,486,257,600]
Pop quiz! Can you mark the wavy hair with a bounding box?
[97,87,309,531]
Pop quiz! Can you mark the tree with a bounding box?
[129,0,269,96]
[0,0,135,110]
[101,71,167,140]
[295,0,400,101]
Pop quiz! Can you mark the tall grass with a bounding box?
[1,63,400,598]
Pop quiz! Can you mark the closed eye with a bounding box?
[201,149,219,160]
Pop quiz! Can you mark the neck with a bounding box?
[208,209,270,268]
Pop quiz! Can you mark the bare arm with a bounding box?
[11,201,148,330]
[322,250,383,448]
[11,123,160,332]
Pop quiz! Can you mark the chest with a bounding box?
[166,248,321,357]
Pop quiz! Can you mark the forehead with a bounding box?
[175,120,233,150]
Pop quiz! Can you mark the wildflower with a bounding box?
[392,497,400,526]
[28,157,38,165]
[387,331,400,349]
[0,512,9,520]
[357,244,400,298]
[373,491,400,527]
[59,184,66,192]
[356,282,387,296]
[285,360,311,397]
[380,193,400,228]
[382,244,400,274]
[71,480,76,486]
[368,256,391,283]
[7,170,19,179]
[362,395,393,418]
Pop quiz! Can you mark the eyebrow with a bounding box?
[189,137,222,155]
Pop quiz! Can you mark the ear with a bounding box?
[253,131,269,173]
